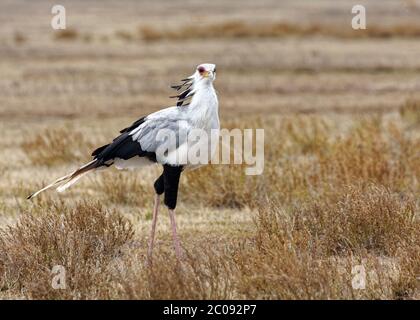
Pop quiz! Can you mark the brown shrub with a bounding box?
[267,184,417,255]
[1,182,418,300]
[117,183,418,300]
[234,184,420,299]
[118,243,235,299]
[0,201,134,299]
[233,246,412,299]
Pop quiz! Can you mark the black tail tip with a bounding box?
[27,194,34,200]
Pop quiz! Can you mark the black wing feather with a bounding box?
[92,132,157,164]
[119,116,146,134]
[91,117,156,163]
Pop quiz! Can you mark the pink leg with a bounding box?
[147,194,160,264]
[168,209,183,260]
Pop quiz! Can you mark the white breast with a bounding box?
[182,83,220,168]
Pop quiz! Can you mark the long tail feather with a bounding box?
[27,159,99,199]
[56,171,89,193]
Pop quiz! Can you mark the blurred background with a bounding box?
[1,0,420,122]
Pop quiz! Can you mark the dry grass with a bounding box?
[1,182,417,299]
[182,164,265,209]
[9,112,420,300]
[182,116,420,209]
[0,201,133,299]
[53,29,79,41]
[140,21,420,41]
[118,184,418,300]
[2,0,420,300]
[260,184,418,256]
[95,171,154,207]
[21,127,95,166]
[400,98,420,128]
[118,244,235,299]
[240,184,419,299]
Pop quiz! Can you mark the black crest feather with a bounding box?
[170,78,194,106]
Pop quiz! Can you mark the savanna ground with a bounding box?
[0,0,419,299]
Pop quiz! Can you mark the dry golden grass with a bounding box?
[140,21,420,41]
[400,98,420,127]
[182,164,265,209]
[5,117,420,298]
[238,184,419,299]
[115,183,418,300]
[7,110,419,300]
[263,184,417,256]
[4,183,415,299]
[94,171,154,207]
[21,127,94,166]
[2,0,420,300]
[118,244,236,299]
[0,201,133,299]
[182,116,420,209]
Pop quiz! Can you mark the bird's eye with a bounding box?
[198,66,206,73]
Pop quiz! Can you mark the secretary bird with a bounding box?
[28,63,220,262]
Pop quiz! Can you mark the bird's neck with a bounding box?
[190,82,218,109]
[188,82,219,127]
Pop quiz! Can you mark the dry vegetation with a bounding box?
[51,21,420,44]
[140,21,420,42]
[0,202,133,299]
[53,29,80,41]
[1,114,419,299]
[400,98,420,128]
[21,127,95,165]
[0,0,419,300]
[45,19,420,44]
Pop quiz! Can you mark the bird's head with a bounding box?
[194,63,216,82]
[170,63,217,107]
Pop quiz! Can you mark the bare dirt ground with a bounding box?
[0,0,419,299]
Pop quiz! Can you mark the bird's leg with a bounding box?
[168,208,183,260]
[162,165,183,260]
[147,194,160,265]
